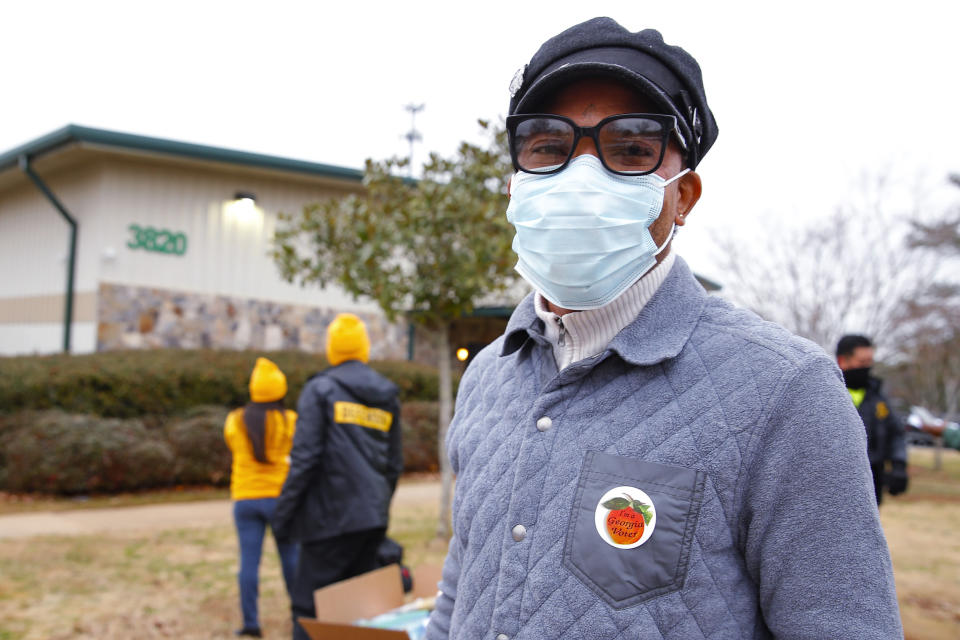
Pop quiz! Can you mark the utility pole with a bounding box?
[404,103,424,177]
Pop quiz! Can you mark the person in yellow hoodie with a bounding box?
[224,357,299,638]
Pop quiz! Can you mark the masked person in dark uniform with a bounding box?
[272,313,402,640]
[836,334,908,504]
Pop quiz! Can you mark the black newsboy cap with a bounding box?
[508,17,718,169]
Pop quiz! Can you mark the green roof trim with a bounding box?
[467,306,515,318]
[0,124,364,182]
[694,274,722,292]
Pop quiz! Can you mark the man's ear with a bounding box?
[675,170,702,226]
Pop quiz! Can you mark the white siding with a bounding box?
[90,159,375,311]
[0,322,96,355]
[0,148,386,356]
[0,166,101,354]
[0,174,89,296]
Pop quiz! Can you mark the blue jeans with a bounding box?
[234,497,299,631]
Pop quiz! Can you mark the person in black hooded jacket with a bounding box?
[272,313,402,640]
[836,334,908,504]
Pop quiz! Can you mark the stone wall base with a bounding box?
[96,282,410,359]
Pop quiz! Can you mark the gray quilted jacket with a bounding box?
[426,258,902,640]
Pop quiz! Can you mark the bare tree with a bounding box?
[908,173,960,253]
[886,283,960,417]
[889,173,960,416]
[714,170,960,415]
[712,171,935,355]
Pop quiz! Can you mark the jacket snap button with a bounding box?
[536,416,552,431]
[496,635,509,640]
[511,524,526,541]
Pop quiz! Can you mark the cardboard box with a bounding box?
[299,564,442,640]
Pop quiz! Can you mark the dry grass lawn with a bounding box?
[1,451,958,639]
[0,481,445,640]
[0,486,231,516]
[880,446,960,639]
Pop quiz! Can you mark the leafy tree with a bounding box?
[272,120,517,537]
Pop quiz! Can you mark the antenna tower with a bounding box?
[404,103,425,176]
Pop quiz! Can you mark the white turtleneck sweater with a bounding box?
[534,251,677,370]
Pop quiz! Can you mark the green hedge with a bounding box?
[0,408,227,494]
[0,350,449,417]
[0,403,441,495]
[401,401,440,473]
[164,406,234,486]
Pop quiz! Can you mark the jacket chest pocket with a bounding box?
[562,451,706,609]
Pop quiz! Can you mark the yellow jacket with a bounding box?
[223,407,297,500]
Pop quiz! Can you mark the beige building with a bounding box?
[0,125,719,363]
[0,125,413,358]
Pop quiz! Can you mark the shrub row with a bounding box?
[0,402,440,495]
[0,350,449,418]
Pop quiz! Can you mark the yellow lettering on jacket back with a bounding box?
[333,401,393,432]
[876,401,889,420]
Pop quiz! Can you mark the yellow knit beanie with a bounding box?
[326,313,370,366]
[248,357,287,402]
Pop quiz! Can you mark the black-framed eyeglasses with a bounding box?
[505,113,681,176]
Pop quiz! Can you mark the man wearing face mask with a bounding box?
[425,17,902,640]
[836,334,908,504]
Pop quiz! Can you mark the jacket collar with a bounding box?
[501,256,708,367]
[501,291,543,356]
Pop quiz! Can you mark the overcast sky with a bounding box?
[3,0,958,281]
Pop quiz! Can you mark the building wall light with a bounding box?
[225,191,260,223]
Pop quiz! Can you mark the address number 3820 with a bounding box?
[126,224,188,256]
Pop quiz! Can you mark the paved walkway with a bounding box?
[0,480,442,540]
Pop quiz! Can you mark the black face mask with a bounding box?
[842,367,871,389]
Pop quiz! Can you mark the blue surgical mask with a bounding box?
[506,154,688,310]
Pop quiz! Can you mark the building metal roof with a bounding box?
[0,124,364,182]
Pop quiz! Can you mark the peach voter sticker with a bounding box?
[595,486,656,549]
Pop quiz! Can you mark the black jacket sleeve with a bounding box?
[386,397,404,493]
[884,405,908,466]
[272,379,328,538]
